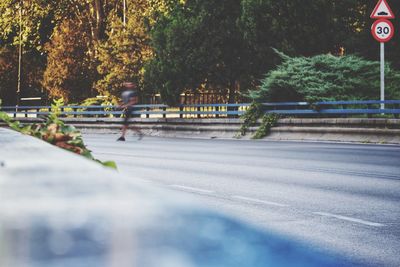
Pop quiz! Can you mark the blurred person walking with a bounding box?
[117,82,143,141]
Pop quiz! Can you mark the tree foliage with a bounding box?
[146,0,250,104]
[0,47,17,104]
[250,51,400,103]
[0,46,44,105]
[0,0,399,105]
[0,0,52,51]
[96,0,152,99]
[42,19,94,102]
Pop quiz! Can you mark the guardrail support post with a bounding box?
[146,107,150,119]
[163,107,166,119]
[367,104,372,119]
[216,106,219,118]
[180,106,183,119]
[197,106,201,119]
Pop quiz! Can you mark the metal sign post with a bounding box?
[371,19,394,110]
[17,1,22,109]
[380,42,385,109]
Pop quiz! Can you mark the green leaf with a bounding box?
[101,160,118,170]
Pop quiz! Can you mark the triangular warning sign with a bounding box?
[371,0,395,19]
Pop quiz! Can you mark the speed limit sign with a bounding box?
[371,19,394,42]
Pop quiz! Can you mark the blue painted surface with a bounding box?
[314,100,400,105]
[4,208,352,267]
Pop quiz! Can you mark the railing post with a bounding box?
[74,108,77,118]
[313,103,320,119]
[215,106,219,118]
[13,106,17,118]
[180,106,183,119]
[234,105,239,118]
[197,106,201,119]
[146,107,150,119]
[341,105,346,118]
[226,104,237,118]
[163,106,166,119]
[367,104,372,118]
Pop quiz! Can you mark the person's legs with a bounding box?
[130,107,143,140]
[131,125,143,140]
[117,125,128,141]
[117,107,131,141]
[120,125,128,137]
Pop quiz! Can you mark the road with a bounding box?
[83,134,400,267]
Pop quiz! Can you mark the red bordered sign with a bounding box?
[370,0,395,19]
[371,19,394,42]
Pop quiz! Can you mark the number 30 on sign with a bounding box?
[371,19,394,42]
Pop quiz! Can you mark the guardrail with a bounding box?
[0,104,250,119]
[1,100,400,118]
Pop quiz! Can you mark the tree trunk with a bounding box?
[93,0,105,41]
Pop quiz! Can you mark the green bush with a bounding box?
[236,103,278,139]
[237,102,263,137]
[249,50,400,103]
[252,113,279,139]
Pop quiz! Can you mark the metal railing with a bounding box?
[1,100,400,119]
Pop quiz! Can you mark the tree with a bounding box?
[42,19,95,102]
[2,0,399,105]
[95,0,152,99]
[0,47,17,104]
[0,46,45,105]
[240,1,361,77]
[0,0,53,52]
[145,0,250,104]
[0,0,52,104]
[0,1,78,103]
[0,0,175,103]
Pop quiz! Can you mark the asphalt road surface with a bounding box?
[83,133,400,267]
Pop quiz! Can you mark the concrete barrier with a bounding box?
[0,127,358,267]
[2,117,400,144]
